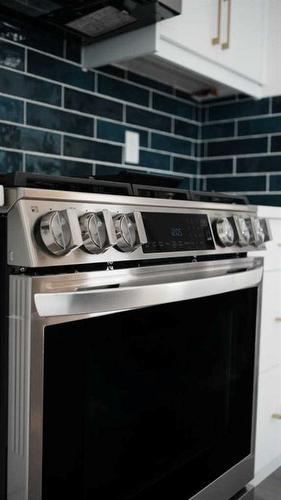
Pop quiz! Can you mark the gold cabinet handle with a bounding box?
[222,0,232,50]
[212,0,222,45]
[272,414,281,420]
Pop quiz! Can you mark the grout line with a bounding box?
[234,120,238,137]
[269,97,273,114]
[23,100,27,125]
[268,135,272,153]
[233,157,237,174]
[149,90,153,108]
[61,86,65,108]
[169,156,173,171]
[266,174,270,192]
[93,118,97,139]
[148,130,152,149]
[22,152,26,172]
[24,47,27,73]
[61,134,64,155]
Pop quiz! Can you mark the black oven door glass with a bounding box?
[42,287,258,500]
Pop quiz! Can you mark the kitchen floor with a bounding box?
[253,467,281,499]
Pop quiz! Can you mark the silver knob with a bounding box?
[235,216,251,247]
[79,210,116,254]
[39,208,82,256]
[114,212,147,253]
[252,217,265,246]
[215,217,235,247]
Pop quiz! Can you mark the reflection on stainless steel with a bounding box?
[34,265,263,318]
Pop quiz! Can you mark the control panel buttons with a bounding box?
[79,210,117,254]
[234,216,251,247]
[39,208,82,256]
[114,212,147,252]
[215,217,235,247]
[252,217,265,246]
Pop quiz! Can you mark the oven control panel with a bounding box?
[142,213,215,253]
[7,195,272,267]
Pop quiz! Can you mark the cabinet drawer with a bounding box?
[259,270,281,372]
[255,365,281,475]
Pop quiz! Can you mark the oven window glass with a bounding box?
[42,287,258,500]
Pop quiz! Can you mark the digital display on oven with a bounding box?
[142,213,215,253]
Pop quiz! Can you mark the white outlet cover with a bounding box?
[125,131,140,164]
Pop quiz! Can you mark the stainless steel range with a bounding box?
[0,173,271,500]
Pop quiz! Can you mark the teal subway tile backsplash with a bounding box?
[207,137,268,157]
[26,155,93,177]
[0,23,281,205]
[237,156,281,173]
[0,95,23,123]
[202,122,235,140]
[201,159,233,175]
[206,175,266,192]
[27,103,94,137]
[97,120,148,147]
[98,74,150,107]
[238,116,281,136]
[173,158,197,175]
[0,123,61,153]
[126,106,172,132]
[0,150,23,172]
[208,98,269,121]
[28,51,96,91]
[153,93,195,120]
[151,133,192,156]
[0,40,25,70]
[65,88,123,121]
[64,136,122,163]
[0,68,61,105]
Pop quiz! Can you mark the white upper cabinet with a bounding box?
[82,0,274,98]
[159,0,267,93]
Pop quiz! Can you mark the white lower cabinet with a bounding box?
[259,271,281,373]
[255,365,281,476]
[253,206,281,485]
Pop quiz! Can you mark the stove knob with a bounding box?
[215,217,235,247]
[114,212,147,253]
[39,208,82,256]
[252,217,265,246]
[79,210,117,254]
[235,216,251,247]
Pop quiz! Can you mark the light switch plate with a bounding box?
[125,131,140,164]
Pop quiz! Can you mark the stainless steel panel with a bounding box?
[8,277,32,500]
[7,195,260,268]
[7,257,263,500]
[34,265,263,318]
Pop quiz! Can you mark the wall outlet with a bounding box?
[124,131,140,164]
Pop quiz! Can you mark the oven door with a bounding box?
[7,257,263,500]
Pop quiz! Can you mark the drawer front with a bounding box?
[259,270,281,373]
[255,366,281,475]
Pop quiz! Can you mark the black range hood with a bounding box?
[0,0,181,44]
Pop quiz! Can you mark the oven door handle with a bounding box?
[34,265,263,318]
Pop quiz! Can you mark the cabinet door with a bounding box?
[160,0,267,86]
[255,366,281,474]
[259,270,281,373]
